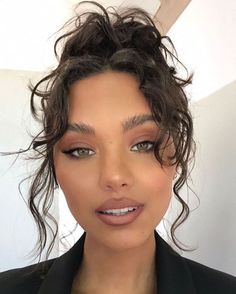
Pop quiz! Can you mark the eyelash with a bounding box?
[62,140,155,159]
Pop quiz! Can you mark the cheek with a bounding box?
[141,167,174,206]
[141,162,174,190]
[56,167,96,228]
[55,163,96,210]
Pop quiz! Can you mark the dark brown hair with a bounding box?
[7,1,196,260]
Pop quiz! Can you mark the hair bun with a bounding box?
[131,25,161,54]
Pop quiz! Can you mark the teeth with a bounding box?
[100,206,138,215]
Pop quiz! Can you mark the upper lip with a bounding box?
[95,198,144,212]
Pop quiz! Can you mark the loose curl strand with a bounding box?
[3,1,196,261]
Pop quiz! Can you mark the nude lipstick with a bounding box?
[95,198,144,226]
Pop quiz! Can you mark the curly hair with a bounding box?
[11,1,196,260]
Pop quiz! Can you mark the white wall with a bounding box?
[0,69,59,271]
[0,0,160,72]
[1,0,235,276]
[168,0,236,101]
[165,0,236,276]
[166,81,236,276]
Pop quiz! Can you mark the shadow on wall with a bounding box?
[175,80,236,276]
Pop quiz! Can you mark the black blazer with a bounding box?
[0,230,236,293]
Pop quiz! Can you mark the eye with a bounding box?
[62,147,95,159]
[131,140,155,153]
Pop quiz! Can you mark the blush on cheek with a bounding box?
[61,190,83,219]
[144,167,173,187]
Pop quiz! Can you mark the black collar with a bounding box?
[38,230,196,294]
[155,231,196,293]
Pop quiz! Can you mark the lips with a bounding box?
[95,198,144,212]
[95,198,145,226]
[96,205,144,226]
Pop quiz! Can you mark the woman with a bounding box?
[0,1,235,293]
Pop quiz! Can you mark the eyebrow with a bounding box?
[67,113,157,136]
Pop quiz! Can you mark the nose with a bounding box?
[98,151,134,193]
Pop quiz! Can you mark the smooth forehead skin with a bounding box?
[67,71,156,139]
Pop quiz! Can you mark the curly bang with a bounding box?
[21,0,196,260]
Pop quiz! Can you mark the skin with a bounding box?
[53,71,176,293]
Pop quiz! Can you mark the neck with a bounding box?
[73,231,157,294]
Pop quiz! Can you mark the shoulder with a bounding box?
[0,233,86,294]
[183,256,236,293]
[155,230,236,293]
[0,259,54,294]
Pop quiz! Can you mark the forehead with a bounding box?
[68,71,151,119]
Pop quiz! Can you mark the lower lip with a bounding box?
[95,206,144,226]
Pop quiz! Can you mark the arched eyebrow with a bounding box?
[67,113,157,136]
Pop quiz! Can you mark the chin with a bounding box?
[92,225,155,252]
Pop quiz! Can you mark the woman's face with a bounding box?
[53,71,176,251]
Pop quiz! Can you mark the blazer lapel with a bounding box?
[38,232,86,294]
[38,230,196,294]
[155,230,197,294]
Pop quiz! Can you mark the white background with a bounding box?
[0,0,235,275]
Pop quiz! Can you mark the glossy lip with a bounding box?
[95,197,144,212]
[96,205,144,226]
